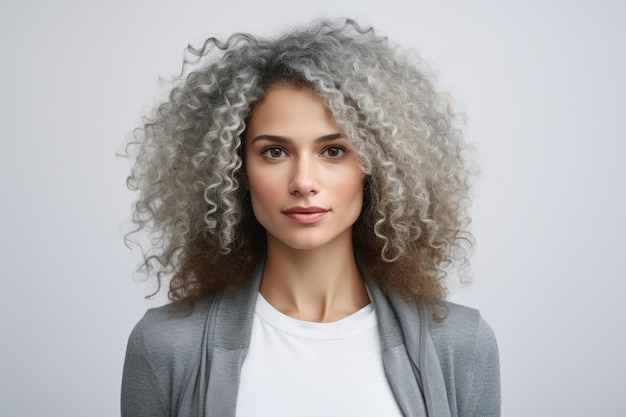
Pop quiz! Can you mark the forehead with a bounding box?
[246,85,340,138]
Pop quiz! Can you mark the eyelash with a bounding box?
[261,147,287,159]
[322,146,347,158]
[261,146,348,160]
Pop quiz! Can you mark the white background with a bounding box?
[1,0,624,416]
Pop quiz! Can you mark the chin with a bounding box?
[283,240,328,251]
[266,226,354,253]
[277,233,350,252]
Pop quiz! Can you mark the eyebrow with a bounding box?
[250,133,345,145]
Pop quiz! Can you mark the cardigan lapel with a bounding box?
[386,291,452,417]
[201,263,264,417]
[367,281,429,417]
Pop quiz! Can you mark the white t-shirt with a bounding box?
[236,293,403,416]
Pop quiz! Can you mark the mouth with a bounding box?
[282,206,330,223]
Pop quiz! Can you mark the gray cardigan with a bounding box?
[122,263,500,416]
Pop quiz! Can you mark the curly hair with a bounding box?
[125,18,475,310]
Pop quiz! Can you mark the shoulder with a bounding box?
[128,298,213,364]
[427,301,497,355]
[427,301,501,416]
[372,284,501,416]
[122,297,215,416]
[124,298,214,389]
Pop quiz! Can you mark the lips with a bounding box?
[282,206,330,223]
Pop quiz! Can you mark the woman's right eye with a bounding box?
[262,147,287,159]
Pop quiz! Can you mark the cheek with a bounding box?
[247,176,280,218]
[336,170,365,210]
[343,168,365,196]
[247,171,277,196]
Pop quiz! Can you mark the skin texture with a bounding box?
[244,85,369,322]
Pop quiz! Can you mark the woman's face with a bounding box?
[244,85,364,252]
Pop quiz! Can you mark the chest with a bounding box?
[235,300,404,416]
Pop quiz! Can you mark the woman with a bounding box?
[122,19,500,417]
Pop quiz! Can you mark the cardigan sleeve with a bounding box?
[121,322,169,417]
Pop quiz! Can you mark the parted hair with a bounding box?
[126,19,475,309]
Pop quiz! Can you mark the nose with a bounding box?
[289,157,320,196]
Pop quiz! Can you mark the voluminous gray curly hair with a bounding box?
[126,18,474,308]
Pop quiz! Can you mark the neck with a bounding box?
[260,235,370,323]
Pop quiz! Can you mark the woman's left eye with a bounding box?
[262,147,287,159]
[322,146,347,158]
